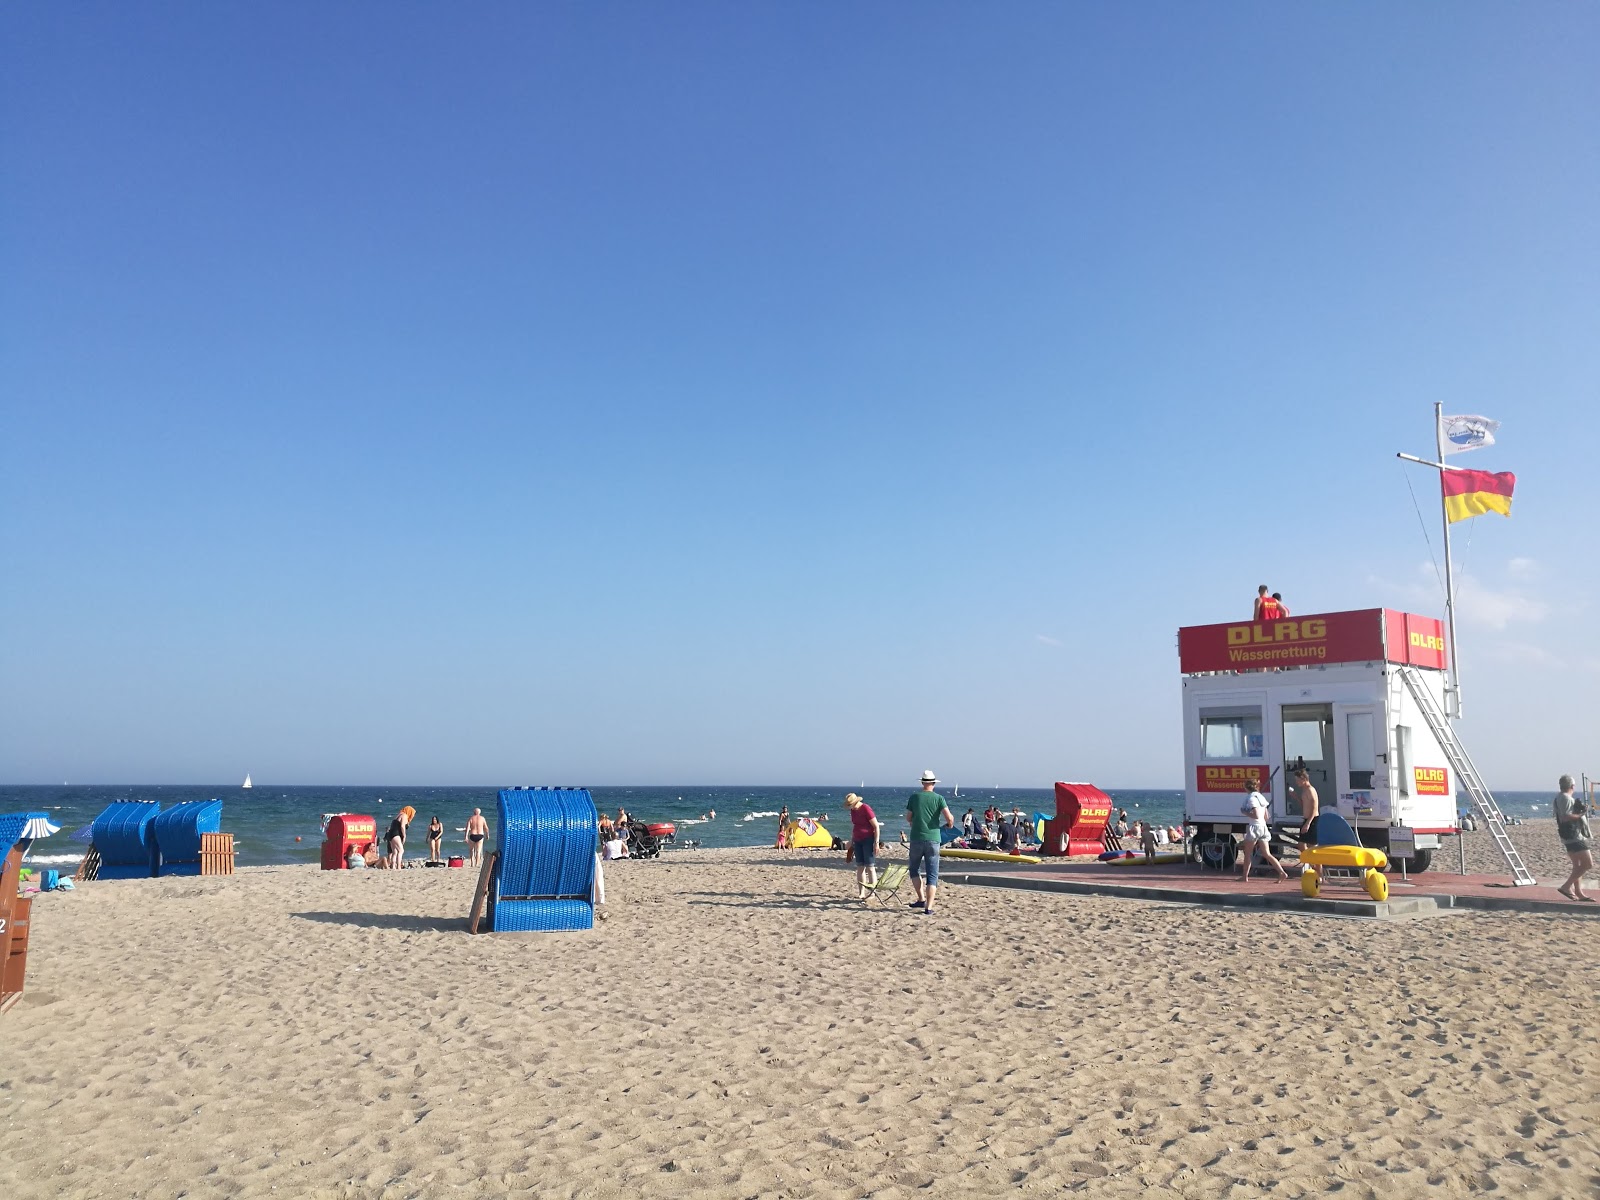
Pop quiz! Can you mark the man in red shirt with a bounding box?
[1254,586,1284,621]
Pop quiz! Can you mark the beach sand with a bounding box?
[3,839,1599,1199]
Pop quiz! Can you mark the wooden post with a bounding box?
[467,851,498,935]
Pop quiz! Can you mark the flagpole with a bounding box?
[1435,401,1462,719]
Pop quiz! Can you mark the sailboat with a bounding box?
[242,774,253,789]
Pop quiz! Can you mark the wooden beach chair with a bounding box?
[863,863,908,907]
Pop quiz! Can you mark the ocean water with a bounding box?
[4,784,1557,868]
[0,784,1189,867]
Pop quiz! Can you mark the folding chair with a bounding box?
[863,863,909,907]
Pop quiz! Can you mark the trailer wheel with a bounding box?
[1301,868,1320,898]
[1364,869,1389,902]
[1200,836,1236,872]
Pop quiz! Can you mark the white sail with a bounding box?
[242,774,253,789]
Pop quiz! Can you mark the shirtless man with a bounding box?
[1292,768,1320,845]
[466,808,489,866]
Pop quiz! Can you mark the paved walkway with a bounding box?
[944,857,1599,920]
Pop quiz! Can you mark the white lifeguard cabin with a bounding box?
[1178,608,1462,873]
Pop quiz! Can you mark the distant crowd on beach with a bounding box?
[344,806,490,870]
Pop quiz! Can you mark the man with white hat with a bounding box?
[905,770,954,915]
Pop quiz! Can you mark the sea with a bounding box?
[2,784,1558,868]
[3,783,1190,867]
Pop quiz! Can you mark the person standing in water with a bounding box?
[465,808,488,866]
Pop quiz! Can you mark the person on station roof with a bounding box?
[1271,592,1290,617]
[1254,585,1285,622]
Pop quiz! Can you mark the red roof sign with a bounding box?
[1177,609,1447,674]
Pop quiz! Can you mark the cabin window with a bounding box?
[1200,708,1263,759]
[1346,712,1376,790]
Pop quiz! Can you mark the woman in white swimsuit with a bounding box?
[1238,785,1289,882]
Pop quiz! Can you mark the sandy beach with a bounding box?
[4,829,1599,1199]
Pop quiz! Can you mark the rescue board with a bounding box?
[1105,852,1187,866]
[939,848,1042,864]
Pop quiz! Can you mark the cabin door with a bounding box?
[1281,703,1333,822]
[1332,704,1388,822]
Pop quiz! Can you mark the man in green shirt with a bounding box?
[906,770,954,915]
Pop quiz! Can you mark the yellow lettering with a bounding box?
[1274,621,1299,641]
[1302,620,1326,638]
[1227,626,1251,646]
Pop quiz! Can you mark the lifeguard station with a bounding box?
[1178,607,1533,884]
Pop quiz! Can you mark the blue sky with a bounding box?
[3,4,1595,787]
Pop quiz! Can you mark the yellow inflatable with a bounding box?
[784,818,834,849]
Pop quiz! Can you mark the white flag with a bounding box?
[1442,414,1499,455]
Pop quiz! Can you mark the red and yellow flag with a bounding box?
[1441,468,1515,523]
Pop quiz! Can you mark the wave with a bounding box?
[22,853,84,864]
[742,811,781,821]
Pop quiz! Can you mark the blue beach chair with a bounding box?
[482,788,599,933]
[152,800,223,876]
[91,801,162,880]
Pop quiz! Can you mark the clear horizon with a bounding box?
[3,7,1596,790]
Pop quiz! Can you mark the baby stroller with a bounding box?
[624,822,665,859]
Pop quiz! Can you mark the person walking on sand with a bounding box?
[465,808,488,866]
[845,794,881,901]
[1238,784,1288,882]
[427,815,443,862]
[775,806,790,849]
[1291,767,1320,846]
[385,806,413,870]
[1553,775,1594,902]
[906,770,954,915]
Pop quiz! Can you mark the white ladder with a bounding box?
[1396,666,1537,886]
